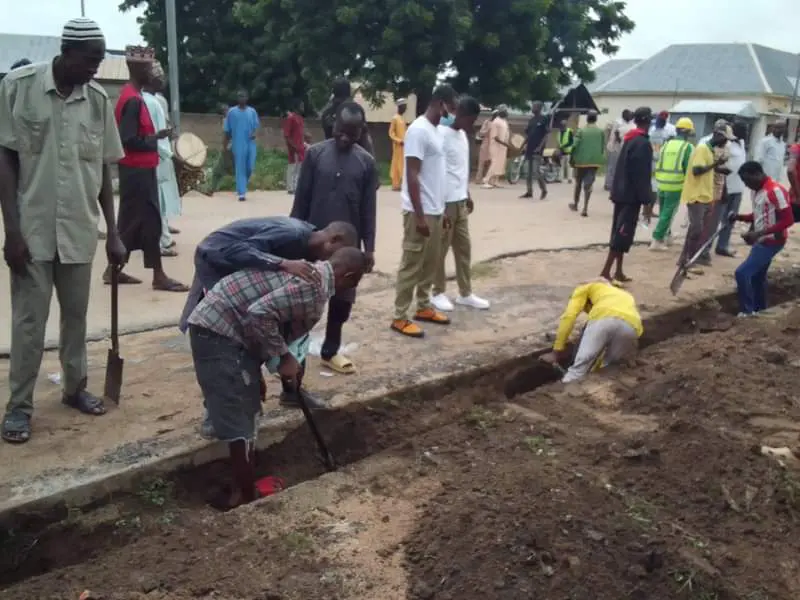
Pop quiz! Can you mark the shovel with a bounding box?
[103,267,124,404]
[294,382,336,471]
[504,356,566,399]
[669,214,732,296]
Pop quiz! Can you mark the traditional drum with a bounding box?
[509,133,525,153]
[174,132,208,196]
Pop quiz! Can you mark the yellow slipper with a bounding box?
[321,354,356,375]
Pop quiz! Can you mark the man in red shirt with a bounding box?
[283,102,305,194]
[787,143,800,221]
[731,161,793,316]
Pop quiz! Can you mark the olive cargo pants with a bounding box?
[393,211,443,320]
[7,259,92,417]
[433,200,472,297]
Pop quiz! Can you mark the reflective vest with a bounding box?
[655,139,693,192]
[559,128,574,154]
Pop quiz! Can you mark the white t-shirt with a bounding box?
[725,139,746,194]
[402,116,446,216]
[438,125,470,203]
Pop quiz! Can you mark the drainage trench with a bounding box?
[3,275,800,588]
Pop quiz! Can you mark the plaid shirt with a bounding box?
[188,262,335,359]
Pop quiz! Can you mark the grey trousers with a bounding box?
[604,150,619,191]
[286,162,301,193]
[678,202,713,266]
[562,318,638,383]
[7,259,93,416]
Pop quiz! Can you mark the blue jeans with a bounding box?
[735,242,783,314]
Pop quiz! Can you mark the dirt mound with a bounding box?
[404,311,800,599]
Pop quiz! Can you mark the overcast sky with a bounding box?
[0,0,797,62]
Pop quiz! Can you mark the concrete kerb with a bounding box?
[0,240,646,357]
[0,333,546,525]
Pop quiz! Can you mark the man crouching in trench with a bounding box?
[186,247,368,510]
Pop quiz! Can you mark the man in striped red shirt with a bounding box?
[730,161,793,316]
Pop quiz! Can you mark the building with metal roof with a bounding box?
[588,43,799,142]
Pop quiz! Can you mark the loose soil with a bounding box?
[4,302,800,599]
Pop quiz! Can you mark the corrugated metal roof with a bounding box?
[585,59,642,92]
[593,43,799,97]
[0,33,128,81]
[669,99,759,119]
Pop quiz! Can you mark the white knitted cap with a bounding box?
[62,18,105,43]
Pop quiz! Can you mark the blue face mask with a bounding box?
[440,113,455,127]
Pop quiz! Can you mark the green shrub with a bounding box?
[209,147,391,192]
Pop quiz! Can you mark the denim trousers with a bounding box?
[734,242,783,314]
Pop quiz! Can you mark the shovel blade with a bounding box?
[104,349,124,404]
[669,266,687,296]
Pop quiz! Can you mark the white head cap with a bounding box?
[62,18,105,43]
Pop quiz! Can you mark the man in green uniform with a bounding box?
[0,18,127,444]
[650,117,695,251]
[569,110,605,216]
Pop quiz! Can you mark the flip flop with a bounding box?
[2,412,31,444]
[160,248,178,257]
[255,476,286,497]
[104,271,142,285]
[321,354,356,375]
[153,279,189,293]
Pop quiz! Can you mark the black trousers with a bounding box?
[321,295,353,361]
[279,295,352,393]
[117,165,162,270]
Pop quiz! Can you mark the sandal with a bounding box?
[168,226,181,235]
[321,354,356,375]
[160,247,178,258]
[62,390,106,416]
[153,278,189,293]
[103,270,142,285]
[2,412,31,444]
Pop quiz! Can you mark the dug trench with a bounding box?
[4,274,800,599]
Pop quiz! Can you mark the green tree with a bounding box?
[449,0,634,107]
[118,0,325,114]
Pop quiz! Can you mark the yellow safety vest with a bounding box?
[655,139,693,192]
[560,129,574,154]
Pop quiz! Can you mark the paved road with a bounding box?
[0,179,634,352]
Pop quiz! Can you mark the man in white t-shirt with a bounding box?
[714,121,748,257]
[755,121,787,182]
[391,85,458,338]
[431,96,490,313]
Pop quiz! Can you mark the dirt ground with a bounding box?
[9,237,794,513]
[5,294,800,599]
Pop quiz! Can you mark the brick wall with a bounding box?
[177,113,538,166]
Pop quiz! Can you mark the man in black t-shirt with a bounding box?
[520,100,549,199]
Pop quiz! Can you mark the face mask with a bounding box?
[440,113,455,127]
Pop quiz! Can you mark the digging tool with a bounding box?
[294,383,336,471]
[103,266,124,404]
[669,214,732,296]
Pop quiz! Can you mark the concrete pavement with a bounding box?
[0,179,630,353]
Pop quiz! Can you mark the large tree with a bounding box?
[118,0,325,114]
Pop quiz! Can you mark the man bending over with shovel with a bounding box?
[179,216,358,437]
[187,247,368,510]
[542,278,643,383]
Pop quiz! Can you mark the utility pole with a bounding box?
[791,53,800,115]
[165,0,181,132]
[80,0,85,16]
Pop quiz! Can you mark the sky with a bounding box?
[0,0,797,62]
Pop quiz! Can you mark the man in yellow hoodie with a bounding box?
[542,278,643,383]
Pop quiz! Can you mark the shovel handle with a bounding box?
[293,382,336,471]
[110,267,119,353]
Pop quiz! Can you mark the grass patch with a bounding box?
[137,477,173,508]
[282,530,315,554]
[465,406,500,431]
[209,147,391,192]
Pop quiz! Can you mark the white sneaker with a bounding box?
[649,240,667,251]
[431,293,455,312]
[456,294,490,310]
[665,233,674,247]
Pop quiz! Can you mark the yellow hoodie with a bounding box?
[553,281,643,351]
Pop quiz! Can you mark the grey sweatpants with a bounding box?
[562,318,638,383]
[286,162,301,193]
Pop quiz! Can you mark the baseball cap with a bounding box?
[658,110,669,119]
